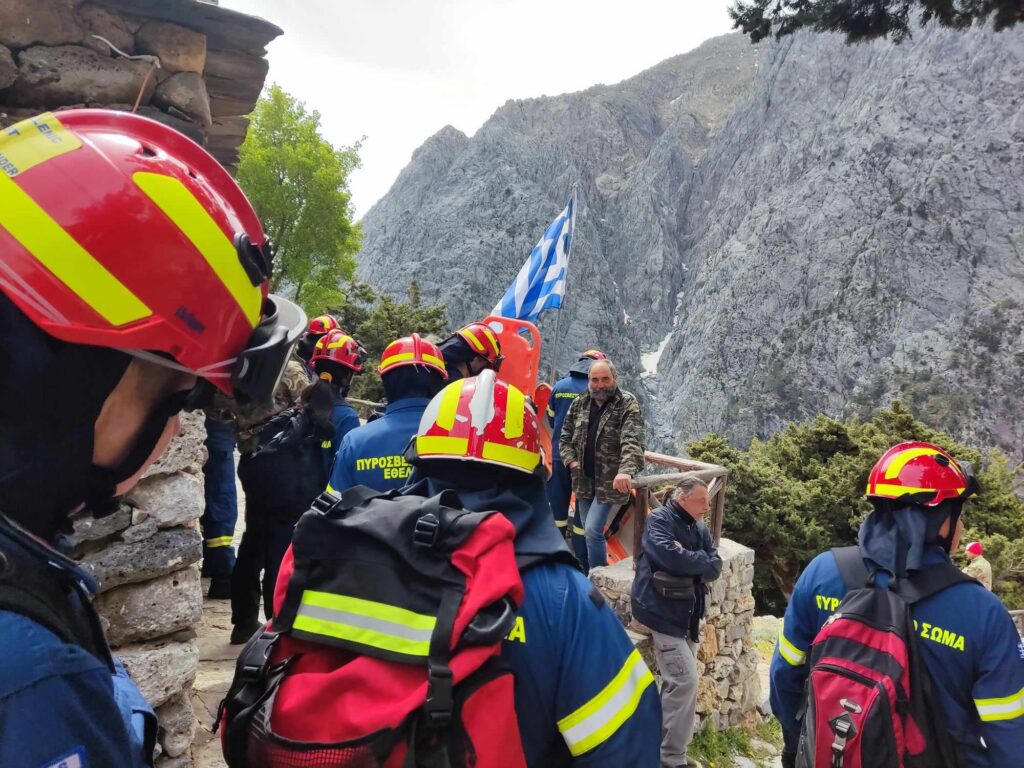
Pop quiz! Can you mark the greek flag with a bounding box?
[493,196,575,323]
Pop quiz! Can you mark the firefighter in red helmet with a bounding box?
[0,110,305,766]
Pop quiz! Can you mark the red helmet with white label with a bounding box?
[0,109,305,403]
[406,369,544,477]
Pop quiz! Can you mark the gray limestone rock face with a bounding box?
[95,566,202,647]
[0,0,84,49]
[10,44,156,107]
[153,70,212,126]
[0,44,16,89]
[65,504,132,550]
[126,471,204,529]
[135,19,206,74]
[79,527,202,592]
[155,690,197,758]
[145,411,207,478]
[357,26,1024,458]
[117,638,199,709]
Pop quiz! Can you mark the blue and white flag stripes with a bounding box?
[493,196,575,323]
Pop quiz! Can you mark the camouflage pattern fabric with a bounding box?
[205,358,312,454]
[559,388,645,505]
[962,556,993,591]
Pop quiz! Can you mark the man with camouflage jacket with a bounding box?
[559,359,645,571]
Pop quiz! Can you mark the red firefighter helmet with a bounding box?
[307,314,340,335]
[377,333,447,378]
[407,369,544,477]
[457,322,503,365]
[580,349,607,361]
[0,109,305,403]
[311,329,365,373]
[866,441,978,507]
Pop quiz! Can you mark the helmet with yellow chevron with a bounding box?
[439,321,504,380]
[866,441,980,508]
[0,109,306,406]
[311,329,366,379]
[406,369,546,478]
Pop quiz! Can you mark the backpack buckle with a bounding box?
[829,713,855,768]
[312,491,341,515]
[414,513,440,549]
[425,662,453,726]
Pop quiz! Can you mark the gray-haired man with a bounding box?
[631,478,723,768]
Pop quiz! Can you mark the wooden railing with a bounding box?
[630,451,730,556]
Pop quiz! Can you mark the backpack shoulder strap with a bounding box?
[900,561,976,604]
[831,546,871,592]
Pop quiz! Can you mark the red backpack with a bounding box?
[796,546,973,768]
[218,487,528,768]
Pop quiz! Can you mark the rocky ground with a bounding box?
[191,583,240,768]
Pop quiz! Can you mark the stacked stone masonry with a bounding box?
[590,538,761,730]
[0,0,281,170]
[66,411,207,768]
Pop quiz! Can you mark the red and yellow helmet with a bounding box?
[866,441,978,507]
[580,349,606,361]
[407,369,544,476]
[378,333,447,378]
[312,329,365,373]
[307,314,340,335]
[0,109,305,403]
[457,322,503,365]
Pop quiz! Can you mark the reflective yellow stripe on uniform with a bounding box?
[557,649,654,756]
[292,589,437,657]
[132,172,262,326]
[555,519,568,528]
[777,630,806,666]
[0,173,151,326]
[205,535,234,548]
[976,685,1024,722]
[572,524,586,536]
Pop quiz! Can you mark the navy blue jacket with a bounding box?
[0,521,155,767]
[321,390,360,478]
[328,397,429,493]
[771,547,1024,767]
[631,500,722,639]
[546,373,588,462]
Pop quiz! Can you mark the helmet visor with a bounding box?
[231,293,307,405]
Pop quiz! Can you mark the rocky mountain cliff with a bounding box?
[356,26,1024,457]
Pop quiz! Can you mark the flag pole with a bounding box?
[546,181,578,383]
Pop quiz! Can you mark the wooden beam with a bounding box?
[631,468,727,489]
[644,450,724,473]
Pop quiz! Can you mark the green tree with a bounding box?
[689,402,1024,612]
[237,84,361,313]
[729,0,1021,44]
[321,280,448,403]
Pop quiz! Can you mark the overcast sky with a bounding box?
[222,0,737,218]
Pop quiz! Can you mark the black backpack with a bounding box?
[236,406,327,517]
[796,546,974,768]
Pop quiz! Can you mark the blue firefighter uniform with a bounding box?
[321,390,360,478]
[328,397,428,493]
[546,370,589,535]
[407,476,661,767]
[200,415,238,579]
[771,547,1024,767]
[0,517,156,768]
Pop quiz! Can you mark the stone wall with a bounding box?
[66,411,207,768]
[0,0,281,170]
[590,538,761,730]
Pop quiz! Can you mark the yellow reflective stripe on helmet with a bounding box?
[884,446,942,479]
[777,630,806,666]
[380,352,415,369]
[132,172,261,326]
[868,482,964,498]
[0,113,82,177]
[205,535,234,548]
[422,353,445,369]
[480,326,499,354]
[975,686,1024,722]
[504,385,525,439]
[557,649,654,756]
[462,328,485,353]
[292,589,437,657]
[416,435,469,457]
[482,440,538,472]
[325,335,354,349]
[0,174,151,326]
[435,381,463,431]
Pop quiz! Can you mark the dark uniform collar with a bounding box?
[667,499,697,527]
[385,397,432,414]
